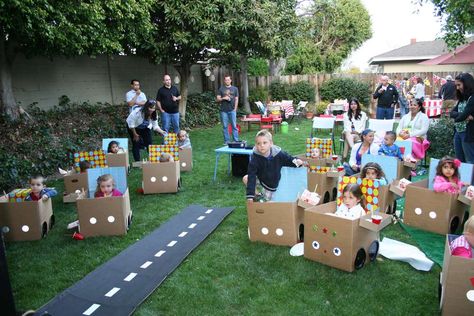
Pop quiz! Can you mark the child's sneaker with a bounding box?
[254,193,267,203]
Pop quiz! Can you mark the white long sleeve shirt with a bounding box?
[396,111,430,139]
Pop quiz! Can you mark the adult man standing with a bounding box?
[126,79,147,112]
[217,75,239,143]
[438,75,457,112]
[156,74,181,133]
[373,75,399,119]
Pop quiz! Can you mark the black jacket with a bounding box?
[373,84,399,108]
[450,95,474,142]
[246,145,298,199]
[438,80,456,100]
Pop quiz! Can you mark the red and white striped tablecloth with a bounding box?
[424,99,443,117]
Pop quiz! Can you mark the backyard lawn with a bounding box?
[7,119,440,315]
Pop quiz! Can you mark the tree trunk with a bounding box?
[240,55,251,113]
[0,33,19,121]
[269,58,286,76]
[176,62,191,120]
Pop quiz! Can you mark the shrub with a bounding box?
[0,101,128,191]
[269,81,290,101]
[427,117,455,159]
[287,81,315,102]
[182,92,220,128]
[319,77,371,105]
[269,80,315,103]
[248,87,269,108]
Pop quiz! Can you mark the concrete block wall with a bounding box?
[12,54,203,109]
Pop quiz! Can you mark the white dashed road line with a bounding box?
[188,223,197,229]
[140,261,153,269]
[197,216,205,221]
[178,231,188,237]
[123,273,137,282]
[104,287,121,297]
[154,250,166,257]
[205,209,213,214]
[83,303,100,315]
[167,240,177,247]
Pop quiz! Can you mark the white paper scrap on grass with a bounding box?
[379,237,434,271]
[272,167,307,202]
[289,242,304,257]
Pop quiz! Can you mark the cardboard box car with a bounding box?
[377,184,397,214]
[306,166,339,204]
[76,189,132,237]
[106,152,130,170]
[179,147,193,172]
[0,199,54,241]
[247,167,308,246]
[440,235,474,316]
[404,178,466,235]
[64,171,88,195]
[304,201,391,272]
[102,138,129,170]
[142,161,180,194]
[247,200,304,246]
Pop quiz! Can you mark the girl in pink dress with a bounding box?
[433,156,464,194]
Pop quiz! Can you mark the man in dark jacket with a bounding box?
[438,75,457,112]
[373,75,399,119]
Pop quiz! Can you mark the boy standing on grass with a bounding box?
[243,130,304,201]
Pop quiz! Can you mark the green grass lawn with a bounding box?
[7,119,441,315]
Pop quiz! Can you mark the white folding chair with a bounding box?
[368,119,394,145]
[311,116,336,151]
[293,101,308,123]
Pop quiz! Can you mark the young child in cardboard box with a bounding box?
[333,183,365,219]
[177,130,191,149]
[244,130,304,201]
[25,176,57,201]
[94,174,123,198]
[433,156,465,195]
[449,216,474,258]
[107,140,125,154]
[360,162,388,186]
[378,131,403,161]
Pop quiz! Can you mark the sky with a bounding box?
[342,0,444,71]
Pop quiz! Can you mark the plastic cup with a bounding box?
[337,166,344,172]
[72,232,84,240]
[371,215,382,225]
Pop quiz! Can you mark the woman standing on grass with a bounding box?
[342,98,368,159]
[450,73,474,163]
[343,129,379,176]
[126,99,166,162]
[396,98,430,160]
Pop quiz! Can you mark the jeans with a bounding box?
[343,162,359,176]
[454,131,474,164]
[398,97,408,116]
[376,106,394,119]
[162,112,180,133]
[220,110,239,143]
[131,128,152,161]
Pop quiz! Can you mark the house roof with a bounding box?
[369,40,449,64]
[419,41,474,65]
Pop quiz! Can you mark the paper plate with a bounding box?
[290,242,304,256]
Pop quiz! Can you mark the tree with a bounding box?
[216,0,297,112]
[420,0,474,49]
[139,0,231,119]
[284,0,372,74]
[0,0,153,120]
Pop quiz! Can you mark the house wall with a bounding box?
[12,54,203,109]
[380,61,472,73]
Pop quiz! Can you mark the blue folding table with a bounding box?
[213,146,253,181]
